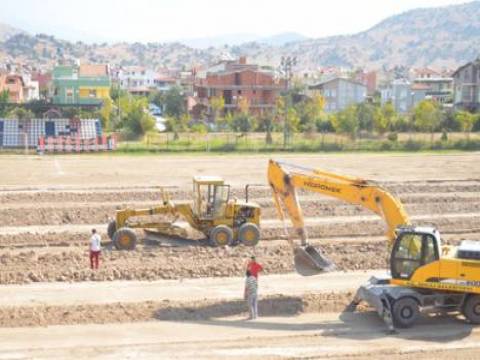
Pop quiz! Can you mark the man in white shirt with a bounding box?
[89,229,101,270]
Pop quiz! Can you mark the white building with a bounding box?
[118,66,158,95]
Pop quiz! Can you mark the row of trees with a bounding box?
[1,83,479,142]
[149,84,480,143]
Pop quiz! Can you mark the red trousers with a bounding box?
[90,250,100,269]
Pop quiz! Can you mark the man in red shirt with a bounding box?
[247,256,263,279]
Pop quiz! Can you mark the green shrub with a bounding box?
[403,139,423,151]
[380,141,393,151]
[387,132,398,142]
[441,130,448,142]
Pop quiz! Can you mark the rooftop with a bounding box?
[79,64,109,77]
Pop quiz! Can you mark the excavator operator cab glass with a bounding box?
[391,232,439,279]
[193,177,230,219]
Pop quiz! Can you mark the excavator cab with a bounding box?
[390,227,440,280]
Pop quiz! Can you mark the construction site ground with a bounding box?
[1,152,480,359]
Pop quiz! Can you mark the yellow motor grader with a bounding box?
[107,176,261,250]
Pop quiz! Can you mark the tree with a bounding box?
[413,100,442,142]
[167,113,190,140]
[356,103,375,133]
[257,112,275,144]
[455,111,476,139]
[7,107,34,120]
[100,98,113,131]
[331,105,358,140]
[121,97,155,138]
[382,101,397,132]
[298,94,325,134]
[231,112,254,134]
[210,96,225,129]
[163,86,186,118]
[0,90,9,117]
[373,102,396,135]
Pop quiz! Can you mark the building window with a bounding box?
[89,89,97,98]
[238,90,242,95]
[331,90,336,97]
[66,88,74,97]
[54,87,59,96]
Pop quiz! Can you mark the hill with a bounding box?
[0,1,479,70]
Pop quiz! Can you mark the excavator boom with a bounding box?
[267,159,410,275]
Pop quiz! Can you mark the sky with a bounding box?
[0,0,472,44]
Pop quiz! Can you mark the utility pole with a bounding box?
[280,56,297,149]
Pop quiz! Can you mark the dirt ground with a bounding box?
[0,152,480,359]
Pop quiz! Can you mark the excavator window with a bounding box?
[391,232,439,279]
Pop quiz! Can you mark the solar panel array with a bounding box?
[0,119,103,148]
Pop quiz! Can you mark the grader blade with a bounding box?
[294,245,335,276]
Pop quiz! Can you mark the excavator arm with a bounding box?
[267,159,411,274]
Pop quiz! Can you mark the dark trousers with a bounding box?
[90,250,100,269]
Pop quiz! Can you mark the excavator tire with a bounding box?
[107,220,117,240]
[209,225,234,247]
[463,295,480,324]
[113,227,137,251]
[392,297,419,328]
[238,223,260,247]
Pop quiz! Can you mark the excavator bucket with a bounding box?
[294,245,335,276]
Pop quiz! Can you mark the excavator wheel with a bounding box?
[113,227,137,251]
[392,297,420,328]
[209,225,234,247]
[463,295,480,324]
[107,220,117,240]
[238,223,260,247]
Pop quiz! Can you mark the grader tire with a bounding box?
[209,225,234,247]
[107,220,117,240]
[238,223,260,247]
[113,227,137,251]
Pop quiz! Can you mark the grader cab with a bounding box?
[107,176,261,250]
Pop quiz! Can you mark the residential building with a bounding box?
[309,77,367,113]
[21,72,40,102]
[411,67,453,104]
[380,79,426,113]
[155,75,176,93]
[117,66,159,96]
[0,74,25,103]
[52,64,111,105]
[195,57,284,116]
[31,72,52,100]
[453,58,480,111]
[353,70,377,95]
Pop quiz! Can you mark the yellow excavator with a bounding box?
[268,159,480,329]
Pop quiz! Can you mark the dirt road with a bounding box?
[1,152,479,188]
[0,272,479,359]
[0,271,379,306]
[0,311,478,359]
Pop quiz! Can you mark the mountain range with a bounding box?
[0,1,479,70]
